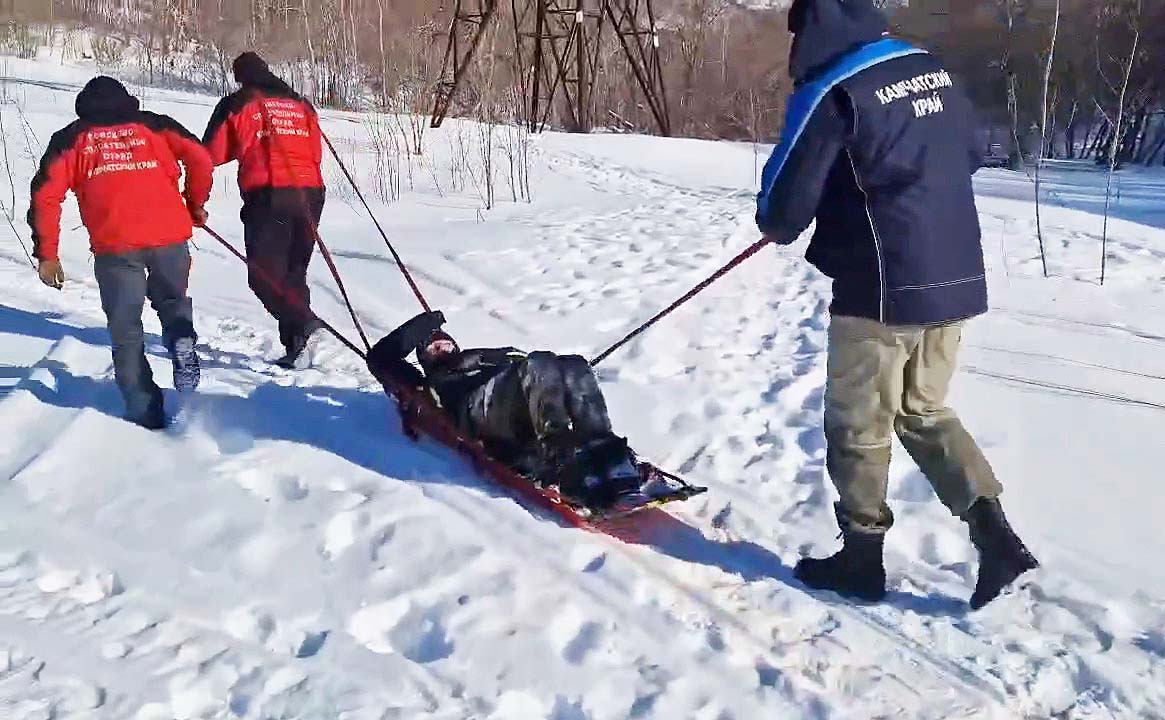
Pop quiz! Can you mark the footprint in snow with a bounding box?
[348,598,453,663]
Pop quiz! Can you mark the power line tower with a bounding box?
[430,0,672,136]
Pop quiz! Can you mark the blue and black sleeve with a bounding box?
[756,89,848,244]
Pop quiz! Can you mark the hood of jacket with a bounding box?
[788,0,888,83]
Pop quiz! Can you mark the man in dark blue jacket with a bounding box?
[757,0,1037,608]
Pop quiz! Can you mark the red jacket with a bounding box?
[203,86,324,192]
[29,113,213,261]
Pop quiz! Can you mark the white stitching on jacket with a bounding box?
[845,148,886,323]
[889,274,985,291]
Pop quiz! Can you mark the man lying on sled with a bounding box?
[367,311,643,510]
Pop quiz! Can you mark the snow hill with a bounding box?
[1,53,1164,720]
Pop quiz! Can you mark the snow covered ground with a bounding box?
[2,52,1165,719]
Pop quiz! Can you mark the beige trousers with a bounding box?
[824,316,1002,533]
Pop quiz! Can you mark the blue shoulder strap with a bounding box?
[757,38,927,211]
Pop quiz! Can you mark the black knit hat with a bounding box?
[75,76,139,122]
[232,52,271,85]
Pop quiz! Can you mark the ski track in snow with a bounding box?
[1,55,1165,719]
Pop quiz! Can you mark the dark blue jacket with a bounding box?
[757,0,987,326]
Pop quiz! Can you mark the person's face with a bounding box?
[423,337,458,362]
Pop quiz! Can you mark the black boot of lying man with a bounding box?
[554,435,644,510]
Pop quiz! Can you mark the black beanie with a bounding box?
[75,76,140,122]
[233,51,272,86]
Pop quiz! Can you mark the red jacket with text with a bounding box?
[202,83,324,192]
[28,79,213,262]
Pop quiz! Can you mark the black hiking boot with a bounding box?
[795,531,887,602]
[130,396,168,431]
[965,497,1039,609]
[170,336,200,393]
[276,328,323,370]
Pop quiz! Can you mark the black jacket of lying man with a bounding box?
[366,311,641,508]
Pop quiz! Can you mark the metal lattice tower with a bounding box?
[430,0,671,136]
[431,0,500,129]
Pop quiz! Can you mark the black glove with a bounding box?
[762,229,794,246]
[369,310,446,368]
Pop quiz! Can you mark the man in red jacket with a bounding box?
[203,52,326,369]
[29,76,213,429]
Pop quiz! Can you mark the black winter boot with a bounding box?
[170,336,200,393]
[795,531,887,602]
[132,394,168,431]
[277,323,324,370]
[965,497,1039,609]
[555,435,642,510]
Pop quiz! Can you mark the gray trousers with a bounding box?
[825,316,1002,534]
[94,242,195,424]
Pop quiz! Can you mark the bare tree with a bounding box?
[1033,0,1059,278]
[0,105,34,265]
[1100,0,1141,286]
[1002,0,1025,171]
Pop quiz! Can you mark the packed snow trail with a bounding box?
[1,55,1165,718]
